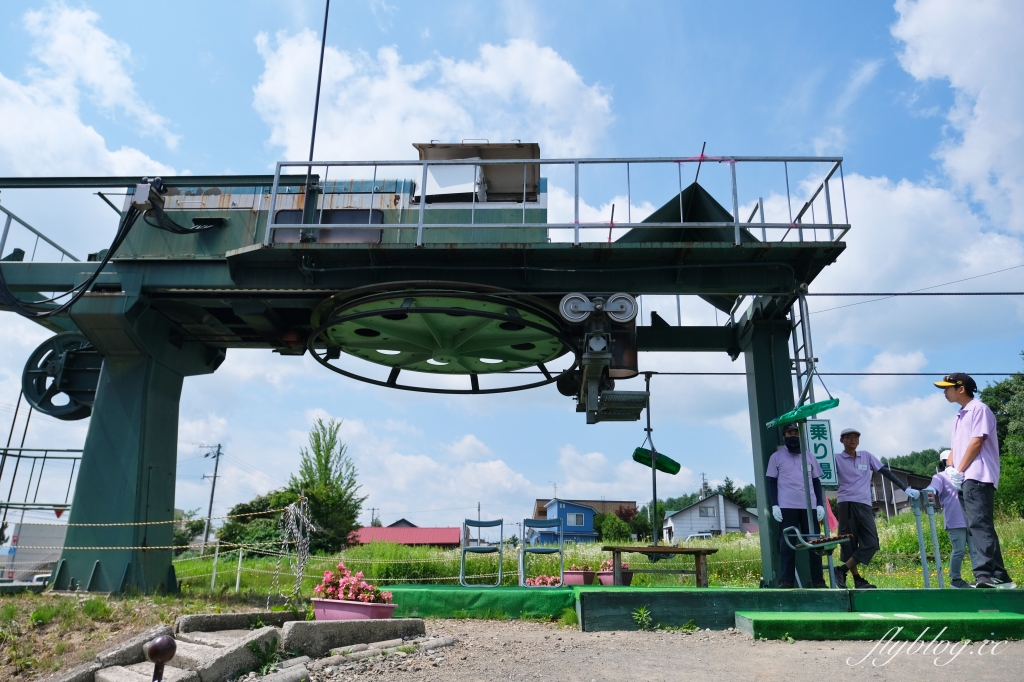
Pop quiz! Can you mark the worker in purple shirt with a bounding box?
[935,373,1015,588]
[833,428,920,589]
[933,450,975,588]
[766,422,827,588]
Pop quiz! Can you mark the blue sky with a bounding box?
[1,0,1022,532]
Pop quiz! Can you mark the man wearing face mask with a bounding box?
[766,422,827,588]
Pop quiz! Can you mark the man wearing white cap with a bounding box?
[833,427,919,589]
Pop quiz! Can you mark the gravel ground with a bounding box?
[307,619,1024,681]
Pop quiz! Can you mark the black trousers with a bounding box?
[779,507,824,585]
[837,501,880,566]
[960,480,1012,582]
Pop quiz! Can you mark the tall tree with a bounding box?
[289,418,367,553]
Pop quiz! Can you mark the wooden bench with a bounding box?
[601,546,719,587]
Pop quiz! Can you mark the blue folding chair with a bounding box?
[520,518,564,587]
[459,518,503,587]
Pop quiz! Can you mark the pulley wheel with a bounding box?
[22,332,99,421]
[606,293,638,323]
[559,293,591,323]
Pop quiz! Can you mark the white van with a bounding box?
[683,533,713,542]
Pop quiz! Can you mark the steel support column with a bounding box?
[742,316,795,588]
[51,293,224,592]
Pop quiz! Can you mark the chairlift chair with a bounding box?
[459,518,504,588]
[519,518,564,587]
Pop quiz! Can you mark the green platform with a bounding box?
[736,611,1024,641]
[573,586,850,631]
[387,585,575,620]
[852,589,1024,614]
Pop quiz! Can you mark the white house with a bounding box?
[662,494,759,541]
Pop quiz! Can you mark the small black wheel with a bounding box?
[22,332,98,421]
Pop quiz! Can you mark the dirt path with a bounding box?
[308,619,1023,682]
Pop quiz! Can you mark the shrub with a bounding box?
[82,598,111,620]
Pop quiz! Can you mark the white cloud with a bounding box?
[444,434,494,461]
[178,414,229,448]
[368,0,398,32]
[547,186,656,242]
[894,0,1024,233]
[835,60,883,115]
[0,3,174,177]
[253,34,612,162]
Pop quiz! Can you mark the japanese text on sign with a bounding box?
[807,419,838,486]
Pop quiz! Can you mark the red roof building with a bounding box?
[349,526,462,548]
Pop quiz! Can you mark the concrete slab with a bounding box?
[176,630,250,648]
[44,660,100,682]
[95,625,174,667]
[168,640,220,670]
[194,625,280,682]
[259,666,309,682]
[124,663,199,682]
[95,667,150,682]
[280,618,424,658]
[175,612,296,633]
[277,656,311,669]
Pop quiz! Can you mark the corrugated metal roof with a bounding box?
[351,527,461,546]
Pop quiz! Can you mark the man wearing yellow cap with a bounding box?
[935,373,1015,589]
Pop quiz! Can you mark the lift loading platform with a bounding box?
[0,143,848,591]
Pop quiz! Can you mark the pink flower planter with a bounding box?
[312,598,397,621]
[596,570,634,586]
[562,570,596,586]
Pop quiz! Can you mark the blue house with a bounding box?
[528,498,600,544]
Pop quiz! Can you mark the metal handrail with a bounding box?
[0,204,80,262]
[266,155,847,249]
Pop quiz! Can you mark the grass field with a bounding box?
[172,509,1024,595]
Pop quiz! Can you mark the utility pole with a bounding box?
[369,507,378,525]
[200,444,222,555]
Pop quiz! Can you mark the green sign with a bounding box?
[632,447,681,475]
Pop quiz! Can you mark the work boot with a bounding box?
[811,580,828,589]
[950,578,971,589]
[834,565,849,589]
[853,576,876,589]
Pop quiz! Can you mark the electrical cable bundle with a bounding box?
[0,203,141,319]
[144,199,222,234]
[0,177,222,320]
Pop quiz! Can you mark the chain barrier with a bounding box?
[267,497,314,610]
[11,507,292,528]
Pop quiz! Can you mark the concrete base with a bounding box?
[281,619,426,658]
[175,611,296,633]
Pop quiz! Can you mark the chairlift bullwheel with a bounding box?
[22,332,101,420]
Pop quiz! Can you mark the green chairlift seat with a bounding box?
[520,518,564,587]
[460,518,503,588]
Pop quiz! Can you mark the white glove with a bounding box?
[772,505,783,522]
[945,465,958,478]
[950,471,965,490]
[816,506,826,522]
[905,488,920,500]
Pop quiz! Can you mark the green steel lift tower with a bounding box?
[0,143,848,591]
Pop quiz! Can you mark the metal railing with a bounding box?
[0,203,79,263]
[265,155,849,247]
[0,448,82,520]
